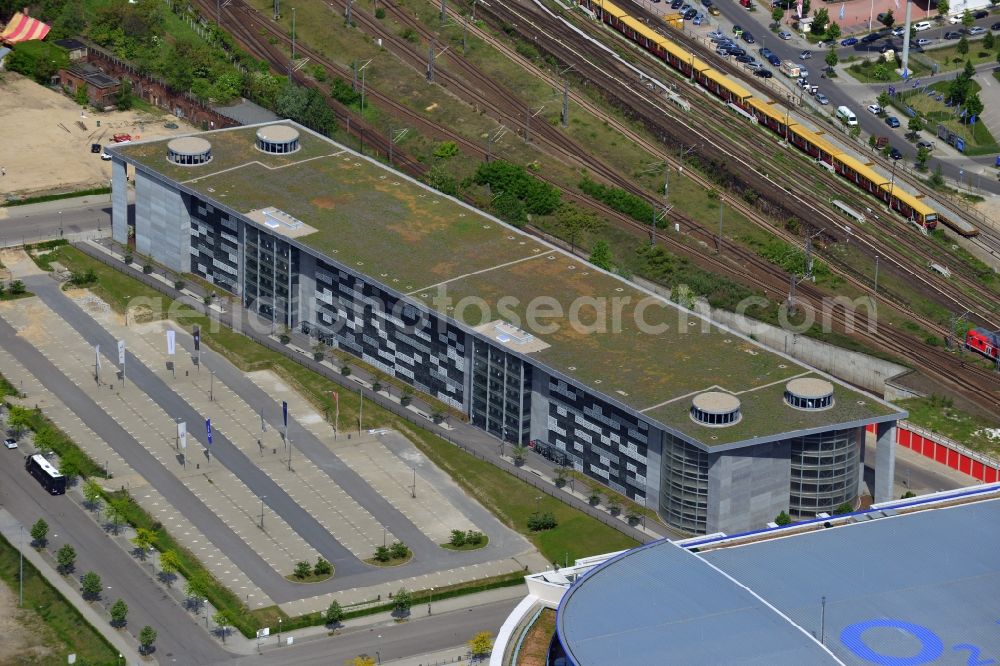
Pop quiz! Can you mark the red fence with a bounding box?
[868,422,1000,482]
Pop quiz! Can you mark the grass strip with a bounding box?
[3,187,111,207]
[0,531,119,664]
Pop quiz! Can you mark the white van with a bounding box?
[914,20,932,31]
[836,105,858,126]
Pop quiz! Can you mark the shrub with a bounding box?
[123,253,133,264]
[313,558,332,576]
[389,541,410,559]
[374,545,391,562]
[527,512,557,531]
[293,560,311,579]
[326,600,344,625]
[341,365,351,376]
[449,529,466,547]
[174,280,185,290]
[142,263,153,274]
[775,511,792,526]
[465,530,484,545]
[375,6,386,18]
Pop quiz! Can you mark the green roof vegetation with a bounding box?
[116,123,902,447]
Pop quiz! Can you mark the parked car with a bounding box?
[992,21,1000,30]
[873,135,889,148]
[879,43,895,53]
[90,143,101,153]
[778,30,792,40]
[916,38,932,46]
[701,0,713,6]
[742,57,760,69]
[709,30,725,40]
[815,92,829,104]
[671,0,683,7]
[969,26,987,35]
[944,31,962,39]
[892,26,906,36]
[768,53,781,66]
[693,13,704,24]
[798,66,809,78]
[885,116,901,128]
[760,46,774,59]
[867,103,883,115]
[736,54,754,63]
[733,24,744,36]
[800,49,812,59]
[683,8,697,19]
[916,139,935,151]
[861,31,882,43]
[913,21,931,31]
[100,149,112,161]
[754,67,774,78]
[974,9,989,18]
[3,438,17,450]
[841,37,858,46]
[708,5,720,15]
[888,147,903,160]
[743,31,756,43]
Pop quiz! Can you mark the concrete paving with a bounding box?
[0,267,542,612]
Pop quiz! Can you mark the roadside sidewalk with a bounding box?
[385,645,473,665]
[221,584,527,656]
[0,509,146,665]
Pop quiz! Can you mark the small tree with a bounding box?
[916,146,930,170]
[184,574,209,609]
[390,541,410,559]
[554,467,568,488]
[393,587,412,616]
[57,544,77,574]
[81,571,102,600]
[294,560,312,579]
[876,91,890,111]
[775,511,792,526]
[213,611,231,642]
[908,115,924,136]
[106,500,127,535]
[931,163,945,187]
[326,599,344,626]
[879,8,894,27]
[527,512,557,531]
[826,22,841,42]
[937,0,949,21]
[314,557,332,576]
[901,490,917,499]
[511,444,527,466]
[132,527,156,560]
[607,496,622,517]
[10,280,26,296]
[158,550,181,585]
[772,5,784,26]
[400,387,414,406]
[138,625,157,655]
[961,8,973,28]
[469,631,494,658]
[985,30,996,50]
[957,35,969,56]
[465,530,485,546]
[374,545,391,562]
[110,598,129,627]
[30,518,49,548]
[449,529,467,547]
[625,513,641,527]
[825,48,839,70]
[587,484,603,507]
[588,240,613,271]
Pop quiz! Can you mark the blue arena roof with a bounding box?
[556,496,1000,665]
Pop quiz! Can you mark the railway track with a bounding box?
[190,0,999,409]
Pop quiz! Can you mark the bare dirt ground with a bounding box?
[0,576,56,664]
[0,71,197,199]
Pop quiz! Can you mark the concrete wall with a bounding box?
[111,158,128,244]
[133,170,191,273]
[707,440,790,534]
[632,276,907,395]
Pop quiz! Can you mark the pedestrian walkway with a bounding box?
[0,509,146,665]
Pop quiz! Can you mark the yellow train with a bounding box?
[582,0,947,230]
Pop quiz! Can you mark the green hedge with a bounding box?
[276,570,526,632]
[4,187,111,207]
[6,405,107,480]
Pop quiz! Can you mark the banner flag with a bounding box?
[178,421,187,449]
[117,339,126,365]
[166,330,176,356]
[206,419,213,445]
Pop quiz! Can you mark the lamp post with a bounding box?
[19,526,23,607]
[428,586,434,615]
[210,369,215,401]
[376,634,382,665]
[260,495,266,528]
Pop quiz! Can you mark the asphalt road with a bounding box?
[0,442,228,665]
[0,196,124,246]
[224,597,520,666]
[682,1,1000,189]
